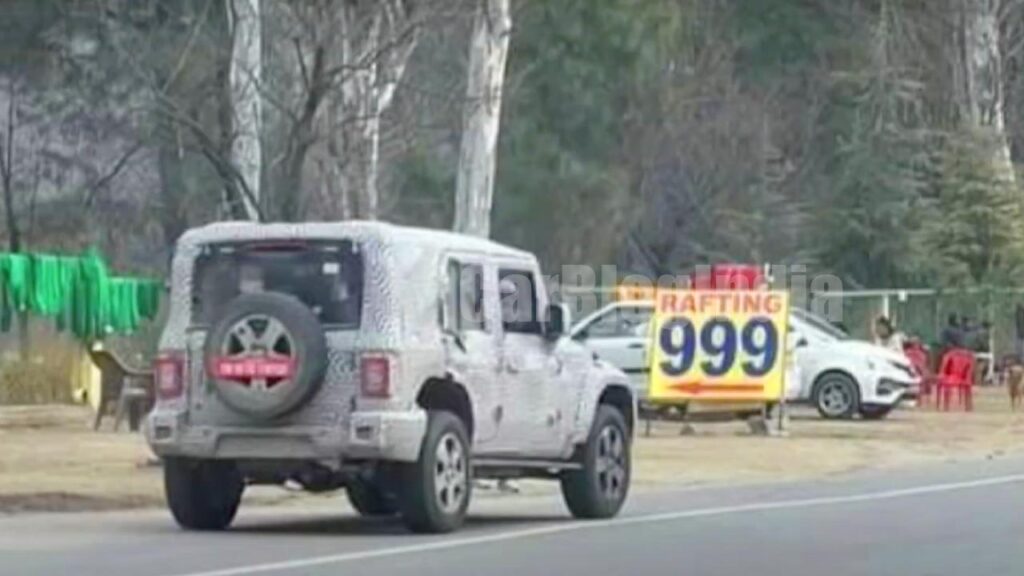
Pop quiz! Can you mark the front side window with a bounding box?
[192,241,363,328]
[499,269,541,334]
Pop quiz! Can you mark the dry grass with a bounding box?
[634,389,1024,487]
[0,406,161,512]
[0,352,77,405]
[1,388,1022,513]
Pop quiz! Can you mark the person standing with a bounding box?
[873,316,906,354]
[940,314,963,350]
[1015,304,1024,358]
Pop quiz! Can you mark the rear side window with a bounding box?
[192,241,363,328]
[445,260,486,332]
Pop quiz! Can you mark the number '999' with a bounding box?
[658,316,778,378]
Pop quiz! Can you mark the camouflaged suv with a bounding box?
[146,221,635,533]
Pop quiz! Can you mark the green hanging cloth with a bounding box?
[0,249,158,341]
[4,254,31,312]
[30,255,67,317]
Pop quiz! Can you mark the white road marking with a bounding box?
[168,473,1024,576]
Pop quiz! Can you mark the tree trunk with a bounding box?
[453,0,512,238]
[339,52,380,220]
[959,0,1016,189]
[328,1,417,221]
[0,79,28,359]
[157,130,189,252]
[227,0,263,221]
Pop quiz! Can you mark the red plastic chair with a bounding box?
[934,348,976,412]
[903,344,934,400]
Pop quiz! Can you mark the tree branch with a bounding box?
[82,142,145,207]
[162,0,215,93]
[154,94,266,221]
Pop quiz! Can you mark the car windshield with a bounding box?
[792,308,848,341]
[192,240,363,328]
[578,305,654,339]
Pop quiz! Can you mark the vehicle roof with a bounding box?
[176,220,533,260]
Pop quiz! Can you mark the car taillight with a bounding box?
[155,352,185,401]
[360,354,391,398]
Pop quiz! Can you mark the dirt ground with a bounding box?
[635,389,1024,487]
[1,388,1022,513]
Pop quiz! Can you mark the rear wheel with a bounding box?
[164,458,243,531]
[346,477,398,517]
[814,373,860,420]
[561,405,631,519]
[398,411,471,533]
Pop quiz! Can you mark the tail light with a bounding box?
[155,351,185,401]
[360,354,392,398]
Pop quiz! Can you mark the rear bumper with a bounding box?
[145,409,427,463]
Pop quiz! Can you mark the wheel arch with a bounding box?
[597,383,636,437]
[416,377,475,442]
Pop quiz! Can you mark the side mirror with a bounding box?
[544,303,571,340]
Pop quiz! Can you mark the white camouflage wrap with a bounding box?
[147,220,634,463]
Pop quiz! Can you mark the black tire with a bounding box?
[164,458,244,531]
[346,477,398,517]
[561,405,631,520]
[813,372,860,420]
[398,411,472,534]
[860,404,894,420]
[204,292,328,421]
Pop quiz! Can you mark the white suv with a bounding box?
[146,221,635,534]
[572,302,918,420]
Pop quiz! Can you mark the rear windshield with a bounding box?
[192,240,363,328]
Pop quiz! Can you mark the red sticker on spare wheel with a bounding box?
[211,357,296,379]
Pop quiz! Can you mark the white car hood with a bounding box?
[816,340,909,365]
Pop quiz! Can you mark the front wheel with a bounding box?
[398,411,472,533]
[164,458,244,531]
[859,404,894,420]
[814,373,860,420]
[561,405,631,519]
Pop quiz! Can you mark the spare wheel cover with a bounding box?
[204,292,328,420]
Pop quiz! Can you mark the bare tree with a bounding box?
[957,0,1017,189]
[452,0,511,238]
[0,78,32,357]
[0,78,19,253]
[226,0,263,221]
[272,0,420,221]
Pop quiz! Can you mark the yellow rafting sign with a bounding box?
[648,289,790,402]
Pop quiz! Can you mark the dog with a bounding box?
[1001,355,1024,411]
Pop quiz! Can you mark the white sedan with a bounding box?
[570,302,919,420]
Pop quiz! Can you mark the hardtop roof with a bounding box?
[177,220,533,261]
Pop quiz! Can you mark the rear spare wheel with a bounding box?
[204,292,328,421]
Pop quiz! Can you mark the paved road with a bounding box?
[2,455,1024,576]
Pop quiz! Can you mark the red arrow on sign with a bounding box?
[668,382,765,395]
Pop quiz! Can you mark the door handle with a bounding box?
[504,359,520,374]
[627,342,645,350]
